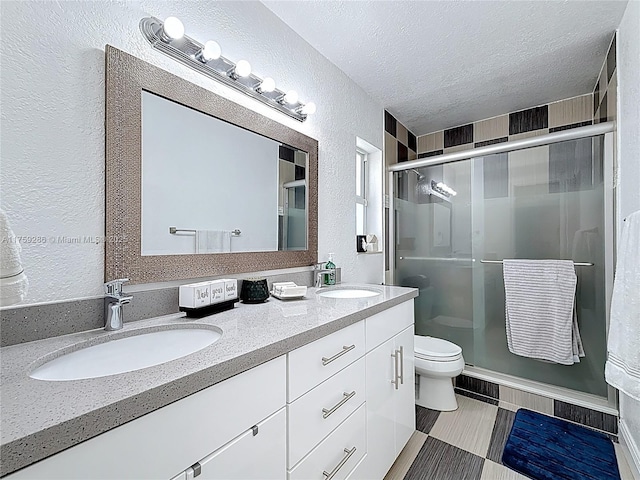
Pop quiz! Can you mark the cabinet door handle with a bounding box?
[322,391,356,419]
[398,345,404,385]
[322,344,356,366]
[391,350,399,390]
[322,446,357,480]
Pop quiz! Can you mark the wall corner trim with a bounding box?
[620,419,640,479]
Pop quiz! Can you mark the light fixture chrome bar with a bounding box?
[480,259,593,266]
[140,17,309,122]
[389,122,615,172]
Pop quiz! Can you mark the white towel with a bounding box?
[605,210,640,401]
[195,230,231,253]
[0,208,29,306]
[503,259,584,365]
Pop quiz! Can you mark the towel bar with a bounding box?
[480,259,593,266]
[169,227,241,236]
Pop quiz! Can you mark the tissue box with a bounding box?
[179,282,211,308]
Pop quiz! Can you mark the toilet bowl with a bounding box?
[414,335,464,411]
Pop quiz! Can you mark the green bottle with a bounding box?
[324,253,336,285]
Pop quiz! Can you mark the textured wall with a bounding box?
[617,0,640,471]
[0,1,383,304]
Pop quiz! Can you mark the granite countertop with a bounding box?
[0,284,417,476]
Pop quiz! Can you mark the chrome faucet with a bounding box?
[314,263,333,288]
[104,278,133,331]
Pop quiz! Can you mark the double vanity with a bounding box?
[1,285,417,479]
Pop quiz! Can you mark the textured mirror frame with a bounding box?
[105,45,318,284]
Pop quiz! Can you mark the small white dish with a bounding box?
[271,288,306,300]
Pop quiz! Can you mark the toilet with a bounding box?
[414,335,464,411]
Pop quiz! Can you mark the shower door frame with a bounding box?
[387,122,617,409]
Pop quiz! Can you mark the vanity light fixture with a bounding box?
[140,16,316,122]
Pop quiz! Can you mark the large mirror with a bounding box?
[141,91,308,255]
[105,46,318,284]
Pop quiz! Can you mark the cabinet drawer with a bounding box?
[288,321,365,401]
[182,408,286,480]
[288,357,365,467]
[6,356,286,480]
[365,301,414,352]
[288,403,366,480]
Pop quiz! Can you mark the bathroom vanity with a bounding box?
[0,286,417,479]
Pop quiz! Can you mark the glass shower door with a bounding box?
[394,135,609,397]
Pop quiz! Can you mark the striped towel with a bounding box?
[503,259,585,365]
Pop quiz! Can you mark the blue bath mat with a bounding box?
[502,409,621,480]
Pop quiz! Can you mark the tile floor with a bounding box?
[384,394,636,480]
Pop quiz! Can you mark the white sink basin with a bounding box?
[30,327,222,381]
[317,289,381,299]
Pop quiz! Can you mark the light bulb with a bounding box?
[234,60,251,78]
[162,17,184,41]
[200,40,221,61]
[283,90,298,105]
[259,77,276,93]
[300,102,316,115]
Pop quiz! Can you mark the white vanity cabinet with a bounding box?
[6,356,287,480]
[286,320,367,479]
[355,301,416,480]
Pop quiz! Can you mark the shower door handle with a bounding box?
[391,350,399,390]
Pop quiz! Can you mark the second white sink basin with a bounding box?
[317,288,381,299]
[30,327,222,381]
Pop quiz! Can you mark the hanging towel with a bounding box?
[605,210,640,401]
[503,259,584,365]
[195,230,231,253]
[0,208,29,306]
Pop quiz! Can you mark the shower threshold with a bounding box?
[462,365,617,416]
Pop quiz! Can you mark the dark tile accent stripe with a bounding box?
[418,149,444,159]
[549,120,593,133]
[454,388,499,406]
[483,152,509,199]
[554,400,618,434]
[600,92,608,123]
[404,436,485,480]
[398,142,408,163]
[279,145,295,162]
[486,408,517,464]
[455,375,500,399]
[509,105,548,135]
[444,124,474,148]
[385,110,397,137]
[607,33,616,83]
[408,131,417,152]
[416,405,441,434]
[474,137,508,148]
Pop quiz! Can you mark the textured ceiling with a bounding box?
[263,0,628,135]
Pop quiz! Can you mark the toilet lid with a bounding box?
[415,336,462,360]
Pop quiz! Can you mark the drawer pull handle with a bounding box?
[322,345,356,366]
[398,345,404,385]
[391,350,399,390]
[322,391,356,419]
[322,446,357,480]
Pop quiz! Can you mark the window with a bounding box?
[356,150,368,235]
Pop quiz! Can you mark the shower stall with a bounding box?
[389,123,616,406]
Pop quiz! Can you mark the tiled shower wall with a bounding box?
[594,33,617,125]
[415,93,593,159]
[384,112,419,273]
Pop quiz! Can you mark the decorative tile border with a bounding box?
[454,373,619,435]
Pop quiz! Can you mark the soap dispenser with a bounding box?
[324,253,336,285]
